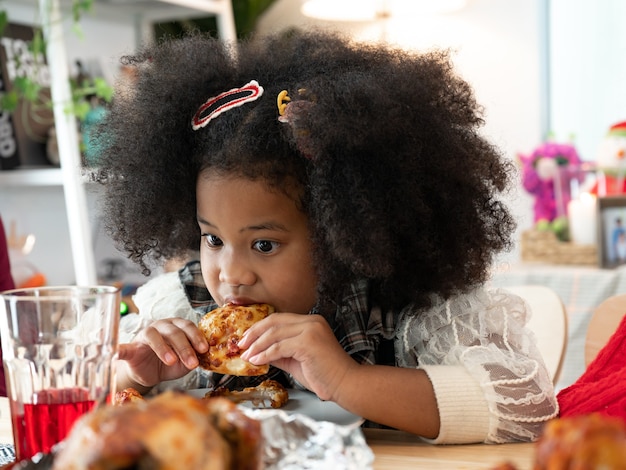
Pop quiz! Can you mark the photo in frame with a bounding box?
[598,196,626,268]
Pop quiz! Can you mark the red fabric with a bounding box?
[0,216,15,397]
[589,176,626,196]
[557,313,626,420]
[0,217,14,293]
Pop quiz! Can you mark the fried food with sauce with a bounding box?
[114,386,144,405]
[206,379,289,409]
[197,303,275,376]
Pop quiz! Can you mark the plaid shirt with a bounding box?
[179,261,399,391]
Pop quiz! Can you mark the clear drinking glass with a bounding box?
[0,285,120,461]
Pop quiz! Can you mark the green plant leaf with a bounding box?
[0,91,18,111]
[73,100,91,121]
[232,0,276,37]
[72,0,94,22]
[0,10,7,37]
[12,76,42,102]
[30,28,46,57]
[70,21,84,40]
[93,77,113,102]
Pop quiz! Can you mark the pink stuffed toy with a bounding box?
[519,141,582,223]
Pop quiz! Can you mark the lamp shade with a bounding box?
[300,0,468,22]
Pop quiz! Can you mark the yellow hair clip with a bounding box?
[277,90,291,116]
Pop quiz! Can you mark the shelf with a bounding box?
[0,167,63,186]
[3,0,236,285]
[0,167,100,187]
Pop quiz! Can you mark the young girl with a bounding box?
[94,29,558,444]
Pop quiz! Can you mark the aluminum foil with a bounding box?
[244,408,374,469]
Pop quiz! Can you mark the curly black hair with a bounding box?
[94,28,516,311]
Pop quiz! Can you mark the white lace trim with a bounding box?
[397,287,557,443]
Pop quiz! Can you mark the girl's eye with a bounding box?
[203,234,223,248]
[253,240,279,254]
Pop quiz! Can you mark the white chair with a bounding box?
[505,285,568,386]
[585,294,626,367]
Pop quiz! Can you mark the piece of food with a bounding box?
[206,379,289,409]
[491,413,626,470]
[114,387,145,405]
[489,464,518,470]
[533,413,626,469]
[197,303,275,376]
[52,391,263,470]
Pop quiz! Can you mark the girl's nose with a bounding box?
[218,249,256,286]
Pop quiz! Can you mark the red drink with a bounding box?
[11,388,95,461]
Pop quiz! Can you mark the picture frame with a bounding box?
[598,196,626,268]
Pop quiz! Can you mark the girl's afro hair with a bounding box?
[94,28,516,310]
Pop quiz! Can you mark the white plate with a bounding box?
[188,388,363,427]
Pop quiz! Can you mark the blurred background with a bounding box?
[1,0,625,286]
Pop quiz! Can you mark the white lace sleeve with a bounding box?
[396,287,558,443]
[118,271,202,392]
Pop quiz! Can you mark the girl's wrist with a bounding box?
[114,362,155,395]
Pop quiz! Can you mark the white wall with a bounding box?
[549,0,626,161]
[1,186,74,285]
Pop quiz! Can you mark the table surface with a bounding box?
[0,397,535,469]
[364,429,534,470]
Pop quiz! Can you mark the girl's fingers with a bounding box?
[240,314,328,363]
[244,337,292,365]
[169,318,209,353]
[137,318,207,369]
[239,314,296,357]
[237,318,269,349]
[117,342,143,361]
[238,313,353,399]
[138,325,181,366]
[239,312,306,347]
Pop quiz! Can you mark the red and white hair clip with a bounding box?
[191,80,264,130]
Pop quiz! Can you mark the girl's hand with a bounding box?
[117,318,208,390]
[238,313,357,401]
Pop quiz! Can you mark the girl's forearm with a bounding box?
[334,364,440,438]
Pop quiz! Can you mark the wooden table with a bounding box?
[364,429,535,470]
[0,398,535,469]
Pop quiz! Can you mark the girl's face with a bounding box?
[196,172,318,314]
